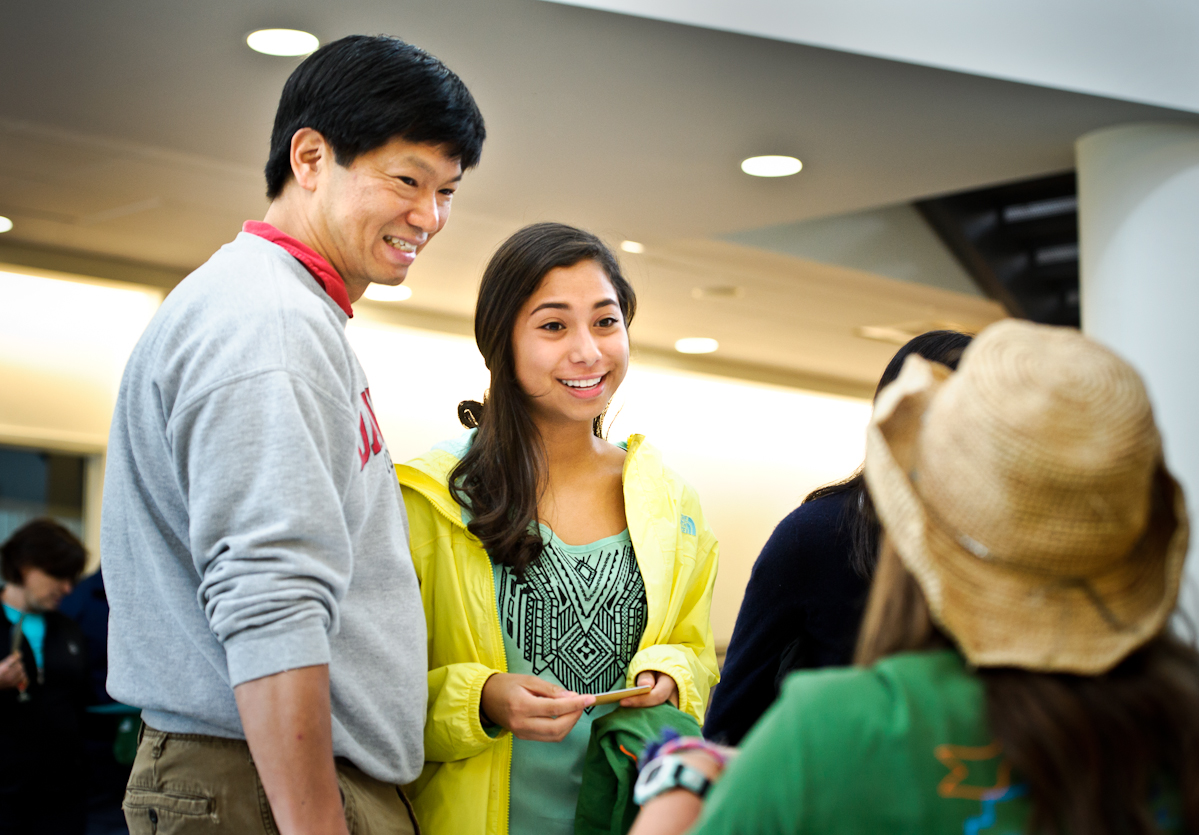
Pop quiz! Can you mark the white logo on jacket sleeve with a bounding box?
[357,388,387,470]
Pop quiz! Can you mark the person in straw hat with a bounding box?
[627,319,1198,835]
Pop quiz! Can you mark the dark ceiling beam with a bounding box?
[914,171,1080,328]
[914,199,1027,318]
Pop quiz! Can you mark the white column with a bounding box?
[84,452,106,575]
[1077,123,1199,633]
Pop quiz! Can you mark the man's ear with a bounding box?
[289,127,329,192]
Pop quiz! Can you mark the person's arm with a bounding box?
[399,485,508,763]
[174,371,357,821]
[234,665,348,835]
[627,751,724,835]
[620,669,679,708]
[480,672,594,740]
[398,484,589,753]
[625,509,720,723]
[629,791,705,835]
[0,652,26,690]
[704,510,808,743]
[633,670,837,835]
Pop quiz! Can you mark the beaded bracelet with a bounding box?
[638,728,733,770]
[658,736,732,767]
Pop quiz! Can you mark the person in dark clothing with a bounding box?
[58,570,112,707]
[60,570,137,835]
[704,331,972,745]
[0,518,90,835]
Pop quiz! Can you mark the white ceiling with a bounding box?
[544,0,1199,114]
[1,0,1194,391]
[724,203,982,297]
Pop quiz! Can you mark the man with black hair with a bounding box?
[102,35,485,835]
[1,518,90,835]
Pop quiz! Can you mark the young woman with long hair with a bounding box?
[396,222,720,835]
[705,329,972,745]
[629,319,1198,835]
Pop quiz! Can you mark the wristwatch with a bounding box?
[633,753,713,805]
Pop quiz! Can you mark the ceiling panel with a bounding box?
[0,0,1188,389]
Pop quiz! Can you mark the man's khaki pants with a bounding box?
[123,725,419,835]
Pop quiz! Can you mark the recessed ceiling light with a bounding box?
[0,216,11,234]
[855,320,971,346]
[740,155,802,178]
[692,285,744,300]
[620,240,645,254]
[246,29,320,57]
[675,337,719,354]
[363,283,413,303]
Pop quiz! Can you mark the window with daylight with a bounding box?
[0,445,86,545]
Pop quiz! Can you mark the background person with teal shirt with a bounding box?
[0,518,90,834]
[629,321,1199,835]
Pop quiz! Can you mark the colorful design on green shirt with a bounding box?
[935,741,1012,800]
[497,530,647,703]
[964,784,1027,835]
[936,740,1025,835]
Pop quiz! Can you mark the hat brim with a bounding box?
[865,355,1190,674]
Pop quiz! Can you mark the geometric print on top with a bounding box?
[496,533,647,705]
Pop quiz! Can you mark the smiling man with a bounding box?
[101,35,484,835]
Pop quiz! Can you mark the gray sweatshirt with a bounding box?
[102,231,426,784]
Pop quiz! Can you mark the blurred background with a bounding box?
[2,0,1198,736]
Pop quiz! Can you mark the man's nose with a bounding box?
[406,190,441,234]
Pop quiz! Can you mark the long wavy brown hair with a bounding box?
[450,222,636,576]
[855,542,1199,835]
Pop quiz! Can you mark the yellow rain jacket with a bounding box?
[396,432,720,835]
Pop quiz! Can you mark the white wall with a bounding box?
[0,266,162,569]
[348,313,871,643]
[0,269,872,644]
[0,267,162,452]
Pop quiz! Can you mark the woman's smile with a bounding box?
[558,373,608,397]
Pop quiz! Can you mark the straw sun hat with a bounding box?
[864,319,1189,674]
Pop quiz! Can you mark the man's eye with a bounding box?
[439,188,457,197]
[398,176,417,186]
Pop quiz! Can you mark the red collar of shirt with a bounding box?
[243,221,353,318]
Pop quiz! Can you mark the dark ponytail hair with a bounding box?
[805,329,973,578]
[450,222,636,575]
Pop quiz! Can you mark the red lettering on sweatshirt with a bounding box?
[358,416,372,469]
[362,389,384,454]
[356,388,386,470]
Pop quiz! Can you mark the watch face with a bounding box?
[645,760,668,782]
[634,754,712,806]
[634,757,673,806]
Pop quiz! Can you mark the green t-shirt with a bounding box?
[493,526,648,835]
[692,650,1183,835]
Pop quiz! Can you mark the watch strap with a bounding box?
[633,754,713,805]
